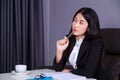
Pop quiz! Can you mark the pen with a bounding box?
[67,32,72,38]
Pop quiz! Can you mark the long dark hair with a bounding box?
[68,7,101,39]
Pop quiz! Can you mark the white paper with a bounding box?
[44,72,86,80]
[11,75,30,80]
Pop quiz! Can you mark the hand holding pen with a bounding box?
[56,32,72,52]
[56,32,73,63]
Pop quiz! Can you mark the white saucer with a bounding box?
[11,70,30,75]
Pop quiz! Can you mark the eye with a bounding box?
[80,21,84,24]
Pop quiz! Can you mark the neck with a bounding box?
[76,35,85,40]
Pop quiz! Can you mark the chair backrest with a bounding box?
[100,28,120,80]
[101,28,120,55]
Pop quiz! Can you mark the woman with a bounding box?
[53,7,108,80]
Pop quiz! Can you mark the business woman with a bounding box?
[53,7,108,80]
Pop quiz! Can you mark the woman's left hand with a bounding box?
[62,69,71,73]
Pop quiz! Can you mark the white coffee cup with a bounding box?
[15,64,27,73]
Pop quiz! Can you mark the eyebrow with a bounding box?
[80,20,85,22]
[74,17,86,22]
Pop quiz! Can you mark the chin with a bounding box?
[73,33,79,36]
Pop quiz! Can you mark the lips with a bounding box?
[73,29,77,32]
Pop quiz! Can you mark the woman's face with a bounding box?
[72,13,88,38]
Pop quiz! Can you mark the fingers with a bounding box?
[58,36,69,45]
[64,36,68,40]
[62,69,71,73]
[56,36,69,52]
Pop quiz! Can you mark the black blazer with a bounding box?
[53,36,104,79]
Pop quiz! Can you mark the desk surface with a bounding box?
[0,69,96,80]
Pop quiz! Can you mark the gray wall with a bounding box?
[43,0,120,66]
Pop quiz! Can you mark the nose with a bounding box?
[74,22,79,27]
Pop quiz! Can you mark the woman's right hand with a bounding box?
[56,36,69,53]
[56,36,69,63]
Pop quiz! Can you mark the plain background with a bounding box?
[43,0,120,66]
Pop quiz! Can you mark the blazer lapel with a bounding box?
[77,39,89,63]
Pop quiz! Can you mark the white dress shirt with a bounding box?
[69,36,85,69]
